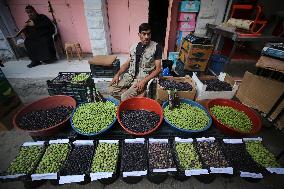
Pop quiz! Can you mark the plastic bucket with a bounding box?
[209,54,229,75]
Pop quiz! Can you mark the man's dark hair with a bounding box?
[25,5,36,11]
[139,23,151,33]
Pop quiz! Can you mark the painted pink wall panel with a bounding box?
[168,0,180,52]
[107,0,148,53]
[8,0,92,52]
[68,0,92,53]
[129,0,148,45]
[107,0,130,53]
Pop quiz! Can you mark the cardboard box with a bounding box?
[184,58,209,71]
[179,1,200,12]
[179,48,188,64]
[181,38,213,59]
[168,52,179,63]
[192,72,239,100]
[178,21,196,31]
[178,13,196,21]
[156,76,196,103]
[179,48,210,72]
[236,72,284,121]
[256,56,284,73]
[176,31,191,50]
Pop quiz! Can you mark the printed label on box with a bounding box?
[149,138,168,144]
[73,140,93,146]
[223,139,243,144]
[90,172,113,181]
[210,167,233,174]
[122,170,147,177]
[185,169,209,176]
[59,175,85,184]
[196,137,215,142]
[266,168,284,174]
[49,139,69,144]
[242,137,262,142]
[22,141,45,147]
[99,140,119,144]
[31,173,57,181]
[0,174,26,179]
[240,172,263,178]
[125,138,145,144]
[153,168,177,173]
[175,137,193,143]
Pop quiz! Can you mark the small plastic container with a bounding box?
[89,140,120,185]
[121,138,147,184]
[147,139,176,184]
[209,54,229,75]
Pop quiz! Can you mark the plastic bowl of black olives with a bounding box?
[13,95,76,136]
[117,97,163,136]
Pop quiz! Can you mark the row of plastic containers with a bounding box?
[1,137,283,186]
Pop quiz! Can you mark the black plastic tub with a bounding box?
[194,174,216,184]
[120,139,148,184]
[171,140,190,182]
[59,140,95,185]
[147,139,177,184]
[0,141,47,183]
[89,140,120,185]
[147,172,168,184]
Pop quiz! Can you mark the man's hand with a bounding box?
[26,20,34,27]
[110,75,119,86]
[134,81,146,92]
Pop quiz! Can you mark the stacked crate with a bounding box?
[176,1,200,50]
[179,34,213,72]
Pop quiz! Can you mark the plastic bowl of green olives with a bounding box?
[206,99,262,136]
[162,99,212,133]
[70,98,119,136]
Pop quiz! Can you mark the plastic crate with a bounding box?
[90,59,120,78]
[46,72,94,104]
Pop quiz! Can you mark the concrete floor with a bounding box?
[1,57,284,188]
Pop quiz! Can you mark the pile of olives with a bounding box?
[159,78,193,91]
[91,143,119,173]
[245,141,280,168]
[35,144,69,174]
[18,106,73,130]
[120,110,160,133]
[71,73,90,84]
[121,143,147,172]
[196,141,229,168]
[164,103,209,131]
[61,145,94,175]
[203,79,232,91]
[7,145,44,175]
[72,101,116,134]
[175,142,202,170]
[210,105,252,133]
[149,143,175,170]
[221,143,265,173]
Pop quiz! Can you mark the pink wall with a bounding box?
[8,0,92,53]
[168,0,180,53]
[107,0,148,53]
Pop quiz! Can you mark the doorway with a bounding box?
[148,0,169,47]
